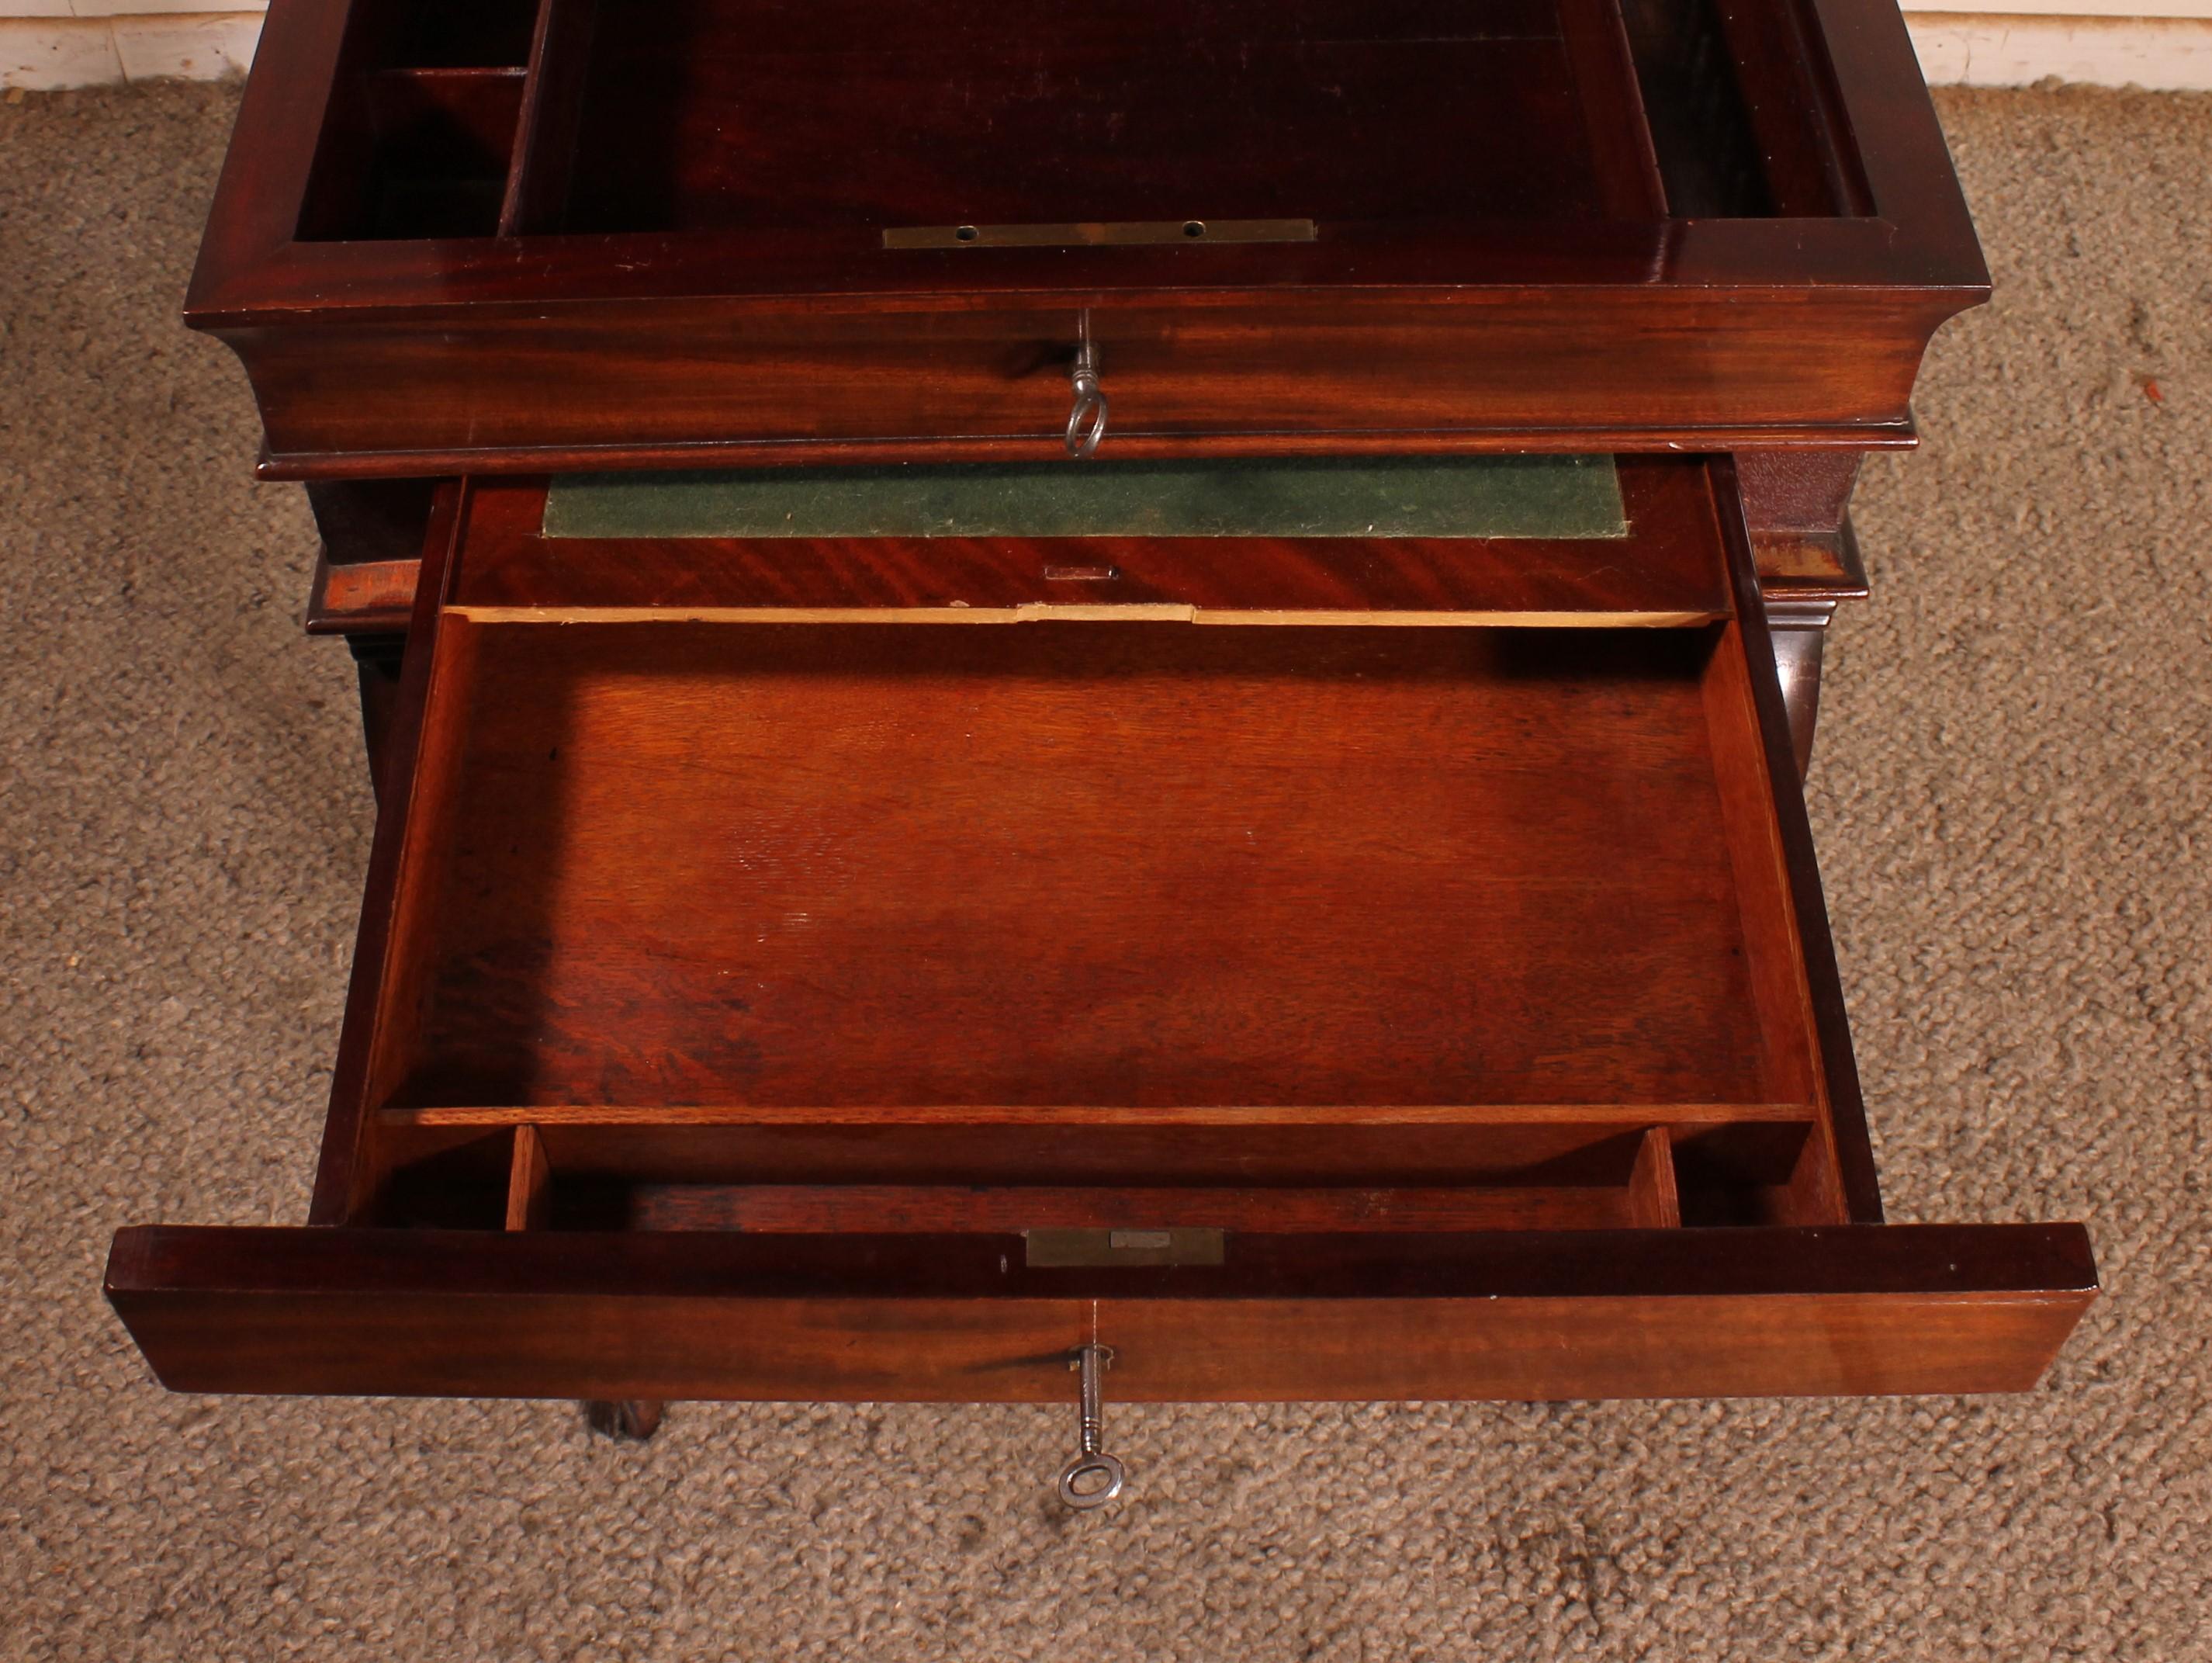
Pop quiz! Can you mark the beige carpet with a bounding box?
[2,81,2207,1661]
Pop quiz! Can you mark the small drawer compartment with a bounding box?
[294,0,545,241]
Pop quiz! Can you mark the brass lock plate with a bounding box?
[1024,1228,1227,1268]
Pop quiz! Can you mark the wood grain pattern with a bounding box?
[1625,1126,1681,1228]
[379,1100,1817,1129]
[306,480,469,1225]
[296,472,1862,637]
[552,0,1629,235]
[103,0,2096,1419]
[306,556,418,636]
[381,619,1779,1114]
[1708,458,1882,1221]
[261,428,1916,488]
[328,459,1847,1232]
[1558,0,1670,218]
[187,0,1985,472]
[104,457,2096,1417]
[105,1223,2098,1402]
[219,292,1964,477]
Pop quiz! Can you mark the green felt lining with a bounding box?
[542,456,1627,542]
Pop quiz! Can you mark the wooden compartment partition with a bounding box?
[107,460,2096,1405]
[296,0,539,240]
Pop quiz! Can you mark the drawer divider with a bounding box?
[505,1125,553,1232]
[1625,1127,1681,1229]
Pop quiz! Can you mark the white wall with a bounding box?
[1907,7,2212,88]
[2,2,2208,92]
[0,7,263,88]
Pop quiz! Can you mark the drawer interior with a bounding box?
[389,622,1775,1113]
[338,461,1851,1241]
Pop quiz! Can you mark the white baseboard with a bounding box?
[4,6,2210,92]
[2,14,258,90]
[1906,11,2212,84]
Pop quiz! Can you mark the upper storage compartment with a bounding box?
[292,0,1879,244]
[190,0,1987,473]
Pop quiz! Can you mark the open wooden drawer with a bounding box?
[107,458,2094,1437]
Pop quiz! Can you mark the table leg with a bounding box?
[585,1399,666,1441]
[346,634,407,803]
[1764,599,1836,780]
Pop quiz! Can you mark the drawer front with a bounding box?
[109,1225,2095,1403]
[231,290,1943,478]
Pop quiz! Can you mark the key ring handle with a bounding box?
[1058,1450,1127,1509]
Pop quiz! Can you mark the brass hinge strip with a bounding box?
[884,217,1317,250]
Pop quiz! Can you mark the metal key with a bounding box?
[1057,1343,1126,1509]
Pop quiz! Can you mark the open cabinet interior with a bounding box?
[295,0,1869,242]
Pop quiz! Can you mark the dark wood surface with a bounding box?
[303,464,1860,629]
[552,0,1638,234]
[302,462,1868,778]
[106,1222,2096,1402]
[306,480,469,1225]
[222,293,1967,477]
[376,1107,1817,1207]
[566,1180,1674,1235]
[1709,457,1884,1220]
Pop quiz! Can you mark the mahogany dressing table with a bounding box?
[106,0,2096,1505]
